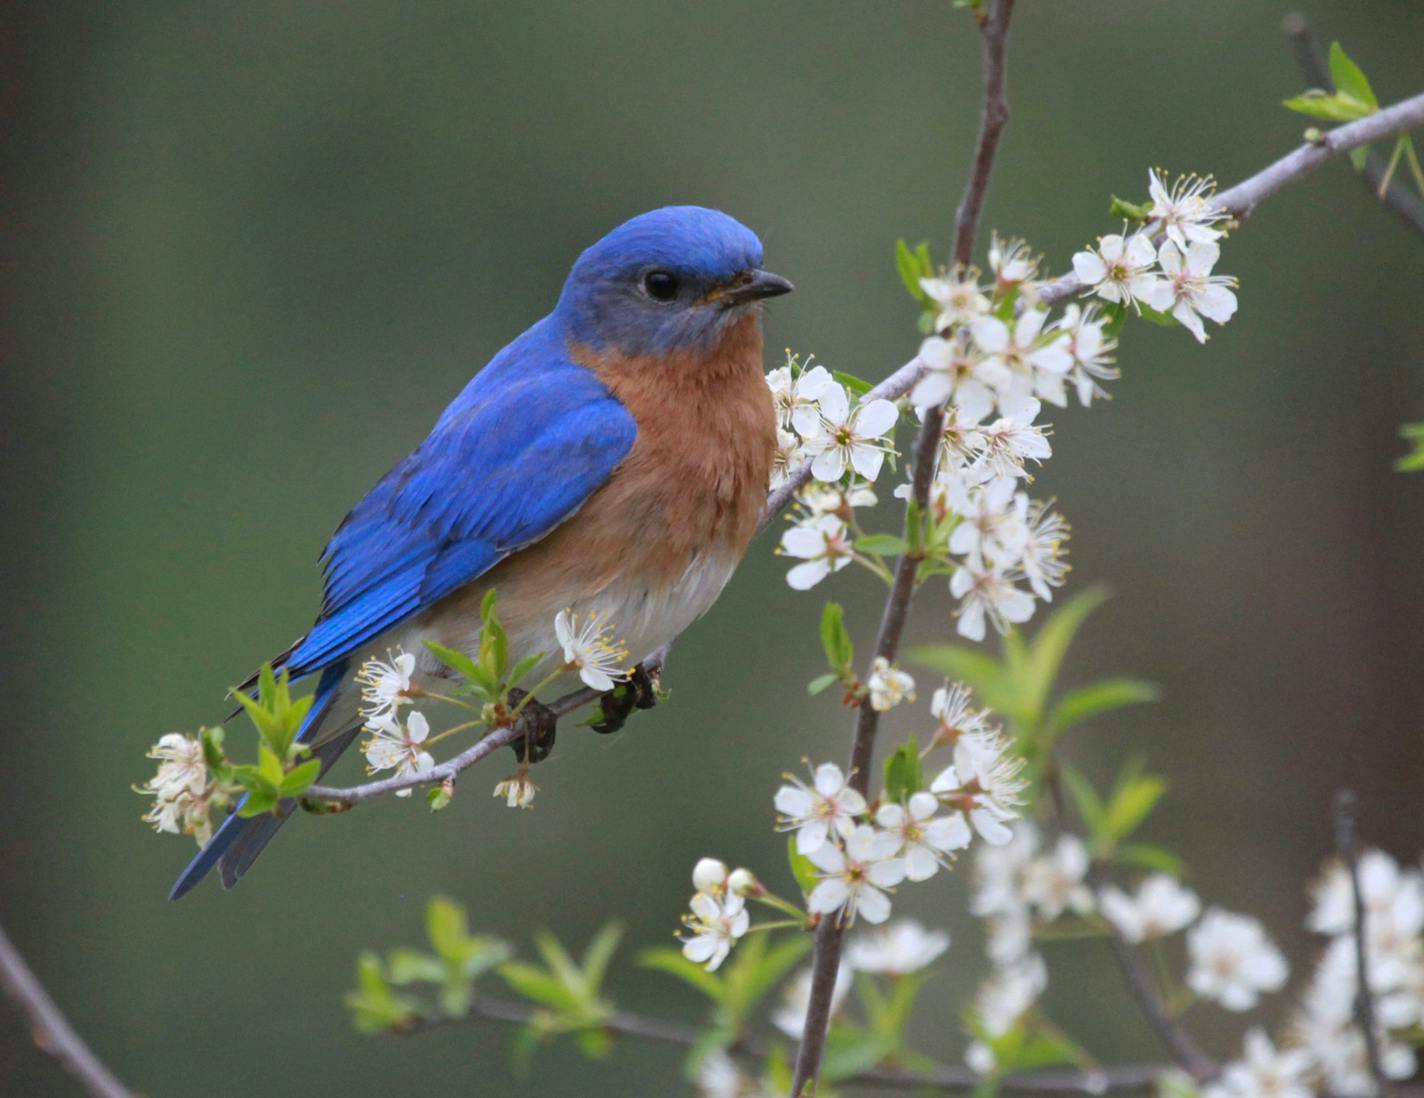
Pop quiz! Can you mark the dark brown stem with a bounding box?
[401,991,1167,1093]
[788,3,1016,1095]
[1334,788,1391,1098]
[0,920,133,1098]
[1283,13,1424,240]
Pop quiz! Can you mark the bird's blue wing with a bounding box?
[284,318,637,679]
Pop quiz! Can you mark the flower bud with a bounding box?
[692,857,729,894]
[727,868,761,898]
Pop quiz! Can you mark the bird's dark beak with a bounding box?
[710,268,795,307]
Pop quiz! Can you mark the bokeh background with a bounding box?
[4,1,1422,1095]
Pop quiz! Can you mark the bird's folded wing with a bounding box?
[283,341,637,679]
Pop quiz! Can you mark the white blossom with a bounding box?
[1187,908,1289,1011]
[975,952,1048,1038]
[692,857,730,897]
[769,362,836,437]
[1203,1029,1312,1098]
[867,657,917,712]
[1051,303,1119,407]
[1072,231,1161,308]
[950,560,1035,641]
[801,384,899,483]
[680,891,749,972]
[770,427,804,490]
[913,334,999,422]
[1147,170,1227,252]
[929,682,994,748]
[492,772,537,808]
[930,731,1027,844]
[554,609,630,691]
[1023,835,1094,921]
[355,650,416,721]
[138,732,218,844]
[1148,240,1238,343]
[1099,874,1201,942]
[876,792,971,881]
[1018,498,1071,600]
[948,477,1028,569]
[846,919,950,975]
[774,762,867,855]
[970,310,1073,414]
[805,823,906,925]
[362,710,435,796]
[971,409,1052,484]
[973,820,1040,918]
[987,234,1039,290]
[920,270,990,331]
[779,513,853,590]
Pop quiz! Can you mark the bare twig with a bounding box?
[1283,13,1424,240]
[789,3,1017,1095]
[1334,788,1391,1098]
[400,990,1166,1094]
[0,920,133,1098]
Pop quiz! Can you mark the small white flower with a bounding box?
[770,427,804,490]
[929,682,993,748]
[554,609,631,691]
[355,650,417,720]
[930,731,1027,845]
[1023,835,1094,921]
[779,513,854,590]
[801,384,899,483]
[805,823,906,925]
[695,1051,749,1098]
[1148,241,1238,344]
[798,481,877,518]
[912,334,999,422]
[772,964,852,1039]
[1309,848,1424,943]
[972,411,1052,484]
[774,762,867,855]
[867,657,917,712]
[949,561,1036,642]
[986,907,1034,968]
[972,821,1039,918]
[987,234,1039,289]
[920,270,991,331]
[1187,908,1289,1011]
[948,477,1028,569]
[846,919,950,975]
[875,791,971,881]
[975,952,1048,1037]
[769,362,836,437]
[1099,874,1201,942]
[1203,1029,1312,1098]
[1019,498,1070,601]
[680,891,749,972]
[362,710,436,797]
[492,772,537,808]
[1051,303,1119,407]
[692,857,730,897]
[970,310,1073,414]
[142,732,209,801]
[1072,231,1161,308]
[1147,170,1227,252]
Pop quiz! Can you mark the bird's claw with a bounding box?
[508,689,558,763]
[591,664,659,735]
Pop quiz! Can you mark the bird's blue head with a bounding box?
[555,206,793,357]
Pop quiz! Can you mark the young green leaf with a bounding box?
[1328,41,1378,111]
[882,737,923,802]
[1047,678,1159,736]
[855,533,910,557]
[807,672,840,696]
[820,603,854,675]
[278,757,322,798]
[638,947,726,1002]
[895,238,931,304]
[787,835,819,896]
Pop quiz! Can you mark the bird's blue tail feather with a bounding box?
[169,661,349,900]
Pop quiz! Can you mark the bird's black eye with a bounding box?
[642,269,679,302]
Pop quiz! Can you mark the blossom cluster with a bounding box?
[136,732,222,844]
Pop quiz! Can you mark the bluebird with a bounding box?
[170,206,792,898]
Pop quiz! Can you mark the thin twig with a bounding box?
[1282,13,1424,240]
[1334,788,1391,1098]
[400,990,1165,1094]
[0,920,133,1098]
[1037,88,1424,307]
[789,3,1017,1095]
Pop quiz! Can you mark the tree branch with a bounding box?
[0,920,133,1098]
[789,3,1017,1095]
[399,990,1166,1094]
[1282,13,1424,240]
[1334,789,1391,1098]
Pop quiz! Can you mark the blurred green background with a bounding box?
[4,1,1423,1095]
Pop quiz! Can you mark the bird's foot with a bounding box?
[591,664,659,735]
[508,689,558,764]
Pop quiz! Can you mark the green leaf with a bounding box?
[638,947,726,1002]
[426,895,470,963]
[807,672,840,696]
[345,952,417,1034]
[427,782,454,812]
[720,933,811,1026]
[882,737,923,802]
[1062,768,1106,841]
[579,921,624,995]
[834,371,874,397]
[1282,91,1373,122]
[788,835,819,896]
[1109,195,1152,221]
[895,238,931,303]
[1023,586,1111,720]
[1396,422,1424,472]
[819,603,854,674]
[1103,772,1167,844]
[200,726,227,770]
[386,947,447,985]
[236,790,278,817]
[908,644,1019,717]
[820,1025,898,1081]
[1328,41,1377,111]
[278,757,322,797]
[507,651,545,689]
[423,640,496,699]
[575,1026,612,1060]
[855,534,909,557]
[1137,303,1179,328]
[1116,842,1187,876]
[1047,678,1159,736]
[500,961,580,1012]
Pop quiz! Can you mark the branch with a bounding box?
[399,990,1166,1094]
[1037,87,1424,307]
[1334,789,1391,1098]
[789,3,1017,1095]
[0,920,133,1098]
[1282,13,1424,240]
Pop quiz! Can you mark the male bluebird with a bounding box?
[170,206,791,898]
